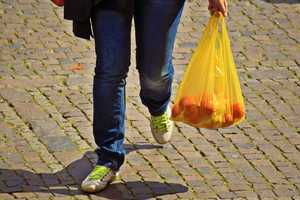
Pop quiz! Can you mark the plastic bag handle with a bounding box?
[211,13,226,33]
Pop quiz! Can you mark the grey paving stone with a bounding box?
[0,0,299,199]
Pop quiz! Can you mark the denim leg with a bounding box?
[134,0,185,116]
[91,4,133,171]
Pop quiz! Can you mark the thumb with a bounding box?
[220,2,227,16]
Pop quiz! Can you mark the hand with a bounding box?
[208,0,228,17]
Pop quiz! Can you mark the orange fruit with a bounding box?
[232,103,245,120]
[200,93,215,115]
[223,113,234,127]
[183,104,201,124]
[171,103,182,118]
[179,96,196,110]
[179,96,202,124]
[224,113,233,122]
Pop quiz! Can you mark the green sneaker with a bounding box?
[150,105,173,144]
[81,164,118,193]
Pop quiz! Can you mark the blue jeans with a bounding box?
[91,0,185,171]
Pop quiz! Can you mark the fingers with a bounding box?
[215,1,227,17]
[224,0,228,16]
[207,0,228,17]
[220,3,227,16]
[209,6,225,17]
[221,0,227,16]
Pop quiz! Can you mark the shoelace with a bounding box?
[89,166,110,181]
[152,113,169,131]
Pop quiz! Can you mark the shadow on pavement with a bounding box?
[0,144,188,199]
[261,0,300,3]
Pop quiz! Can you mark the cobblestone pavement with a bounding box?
[0,0,300,199]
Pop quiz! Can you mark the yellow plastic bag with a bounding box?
[171,14,245,129]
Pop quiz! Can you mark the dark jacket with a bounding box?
[64,0,101,40]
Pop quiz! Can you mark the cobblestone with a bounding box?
[0,0,300,199]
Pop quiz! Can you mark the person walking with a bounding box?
[63,0,227,193]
